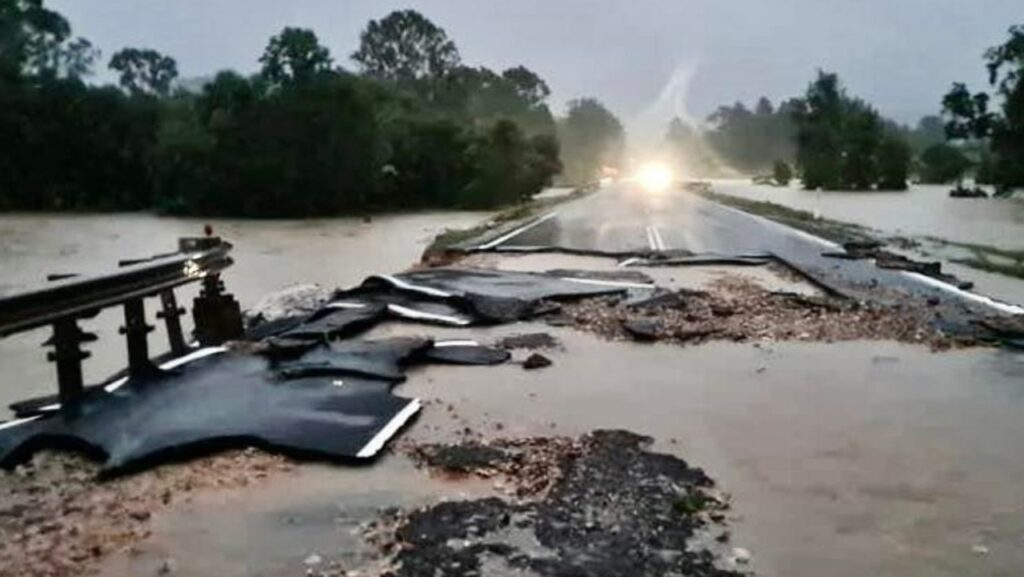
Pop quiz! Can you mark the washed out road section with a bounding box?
[477,181,1024,337]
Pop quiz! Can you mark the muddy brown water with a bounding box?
[95,323,1024,577]
[710,180,1024,306]
[92,256,1024,577]
[712,180,1024,250]
[0,211,490,415]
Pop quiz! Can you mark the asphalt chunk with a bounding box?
[372,431,742,577]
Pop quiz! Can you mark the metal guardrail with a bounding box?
[0,236,242,406]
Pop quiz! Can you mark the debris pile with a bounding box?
[357,431,742,577]
[825,241,973,289]
[565,275,955,348]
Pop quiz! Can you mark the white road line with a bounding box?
[902,272,1024,315]
[0,415,40,431]
[560,277,656,290]
[645,225,667,251]
[356,399,422,458]
[617,257,642,268]
[324,302,368,309]
[651,226,667,251]
[386,304,471,326]
[433,339,481,348]
[2,346,229,427]
[372,274,452,298]
[476,212,559,250]
[704,193,1024,314]
[645,226,658,251]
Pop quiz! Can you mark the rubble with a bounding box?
[244,284,334,327]
[522,353,553,370]
[825,241,974,290]
[565,274,959,348]
[623,319,663,341]
[366,431,741,577]
[495,332,560,351]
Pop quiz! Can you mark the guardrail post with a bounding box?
[192,273,243,346]
[157,290,188,356]
[120,297,159,379]
[44,318,95,404]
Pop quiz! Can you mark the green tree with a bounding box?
[259,27,333,87]
[501,66,550,107]
[793,71,909,190]
[460,120,558,208]
[877,135,911,190]
[942,24,1024,193]
[705,97,797,173]
[109,48,178,96]
[440,65,556,136]
[558,98,624,184]
[352,10,460,84]
[772,160,793,186]
[918,143,971,184]
[0,0,98,81]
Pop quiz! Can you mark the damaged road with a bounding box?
[5,179,1024,577]
[0,268,645,474]
[565,275,955,348]
[455,181,1024,344]
[363,430,742,577]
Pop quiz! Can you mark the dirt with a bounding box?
[0,449,293,577]
[564,274,962,349]
[495,332,561,351]
[522,353,554,370]
[351,431,743,577]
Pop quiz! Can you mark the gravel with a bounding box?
[565,274,962,349]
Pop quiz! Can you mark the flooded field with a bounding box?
[0,211,490,414]
[712,180,1024,250]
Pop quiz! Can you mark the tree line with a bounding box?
[0,2,626,216]
[663,24,1023,193]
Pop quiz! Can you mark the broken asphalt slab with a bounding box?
[0,268,646,474]
[0,337,504,473]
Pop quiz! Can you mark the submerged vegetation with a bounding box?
[942,25,1024,195]
[0,2,626,217]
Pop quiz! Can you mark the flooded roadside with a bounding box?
[705,180,1024,306]
[711,180,1024,250]
[0,211,490,414]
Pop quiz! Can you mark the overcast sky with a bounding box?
[51,0,1019,139]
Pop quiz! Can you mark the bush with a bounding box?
[772,160,793,186]
[918,143,971,184]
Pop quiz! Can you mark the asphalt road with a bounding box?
[497,180,818,256]
[478,180,1024,327]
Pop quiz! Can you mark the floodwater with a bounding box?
[95,257,1024,577]
[712,179,1024,250]
[0,210,489,414]
[99,323,1024,577]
